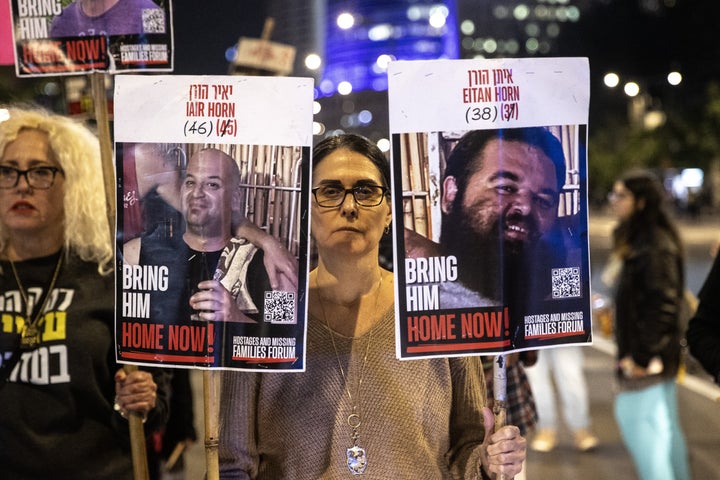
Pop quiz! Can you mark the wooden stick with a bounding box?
[260,17,275,41]
[91,72,150,480]
[204,370,221,480]
[164,441,187,472]
[90,72,116,233]
[123,365,150,480]
[493,355,509,480]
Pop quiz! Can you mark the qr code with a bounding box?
[264,291,296,324]
[142,9,166,34]
[551,267,581,299]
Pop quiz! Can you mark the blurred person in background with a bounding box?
[524,346,599,453]
[605,169,690,480]
[0,105,170,479]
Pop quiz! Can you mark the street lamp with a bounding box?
[624,81,640,97]
[667,71,682,86]
[603,72,619,88]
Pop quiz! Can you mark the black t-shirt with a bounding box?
[0,252,136,479]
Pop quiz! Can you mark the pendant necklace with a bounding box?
[317,270,383,475]
[9,251,64,350]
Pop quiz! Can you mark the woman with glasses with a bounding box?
[0,106,169,479]
[606,170,691,480]
[219,133,526,479]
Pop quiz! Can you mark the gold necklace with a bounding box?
[316,270,383,476]
[9,251,64,350]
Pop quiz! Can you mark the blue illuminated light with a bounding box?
[321,0,459,96]
[225,46,237,63]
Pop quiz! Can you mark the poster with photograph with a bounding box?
[114,75,313,371]
[10,0,173,76]
[388,58,591,359]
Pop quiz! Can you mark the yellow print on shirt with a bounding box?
[1,288,75,385]
[0,288,74,342]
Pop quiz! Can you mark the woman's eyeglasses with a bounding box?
[312,184,388,207]
[0,166,64,189]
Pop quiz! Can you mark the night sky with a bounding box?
[172,0,270,75]
[4,0,717,126]
[560,1,720,86]
[172,1,720,92]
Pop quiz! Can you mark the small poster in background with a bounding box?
[10,0,174,76]
[0,0,14,64]
[388,57,592,359]
[114,75,313,371]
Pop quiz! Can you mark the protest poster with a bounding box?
[388,57,591,359]
[10,0,173,76]
[114,75,313,372]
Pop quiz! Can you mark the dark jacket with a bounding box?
[614,229,683,389]
[687,253,720,384]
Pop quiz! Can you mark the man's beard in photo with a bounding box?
[442,208,538,302]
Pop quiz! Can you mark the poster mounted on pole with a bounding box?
[389,57,591,360]
[114,74,313,372]
[9,0,174,76]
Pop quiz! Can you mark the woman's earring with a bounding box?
[384,224,390,235]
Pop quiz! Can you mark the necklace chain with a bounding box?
[316,269,383,472]
[9,251,64,349]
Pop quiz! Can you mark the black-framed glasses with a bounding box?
[312,184,388,207]
[0,166,64,189]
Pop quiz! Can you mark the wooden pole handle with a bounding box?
[204,370,221,480]
[91,72,148,480]
[493,355,510,480]
[90,72,116,237]
[122,364,150,480]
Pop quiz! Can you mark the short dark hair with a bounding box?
[443,127,567,197]
[313,133,390,189]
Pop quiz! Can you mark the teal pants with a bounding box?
[614,380,691,480]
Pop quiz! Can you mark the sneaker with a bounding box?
[573,428,599,452]
[530,428,557,452]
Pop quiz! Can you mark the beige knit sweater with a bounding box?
[219,308,489,479]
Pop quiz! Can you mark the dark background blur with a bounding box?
[3,0,720,212]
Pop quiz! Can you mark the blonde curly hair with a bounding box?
[0,105,113,274]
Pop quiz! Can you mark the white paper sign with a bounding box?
[388,57,592,360]
[113,74,313,372]
[114,75,314,146]
[388,57,589,133]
